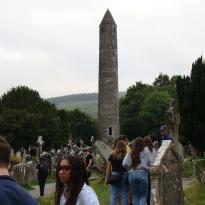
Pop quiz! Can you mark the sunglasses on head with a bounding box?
[58,165,71,171]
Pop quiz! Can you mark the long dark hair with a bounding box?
[144,135,155,153]
[55,155,89,205]
[131,137,145,168]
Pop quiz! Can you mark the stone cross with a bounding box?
[36,136,44,160]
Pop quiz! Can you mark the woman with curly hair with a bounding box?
[122,137,152,205]
[55,155,99,205]
[105,140,129,205]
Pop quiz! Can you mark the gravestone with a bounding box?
[36,136,44,160]
[16,151,21,159]
[13,163,36,185]
[166,98,184,159]
[51,156,56,176]
[11,148,14,158]
[94,140,112,162]
[150,140,184,205]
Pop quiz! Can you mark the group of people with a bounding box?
[105,125,173,205]
[0,124,173,205]
[105,135,156,205]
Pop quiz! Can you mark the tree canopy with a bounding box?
[177,57,205,151]
[120,80,171,140]
[0,86,97,150]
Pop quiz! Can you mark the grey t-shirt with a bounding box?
[122,148,152,170]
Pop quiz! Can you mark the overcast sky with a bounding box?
[0,0,204,98]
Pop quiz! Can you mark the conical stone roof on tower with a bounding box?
[100,9,117,26]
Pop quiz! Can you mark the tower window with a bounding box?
[101,27,104,33]
[113,51,115,55]
[113,27,116,32]
[109,127,112,136]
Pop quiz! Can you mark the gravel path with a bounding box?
[28,183,55,198]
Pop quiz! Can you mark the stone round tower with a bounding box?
[98,9,119,145]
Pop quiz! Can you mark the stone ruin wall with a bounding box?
[150,140,184,205]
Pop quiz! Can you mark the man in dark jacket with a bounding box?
[160,125,174,145]
[36,157,48,196]
[0,136,39,205]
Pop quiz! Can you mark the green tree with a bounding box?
[153,73,170,87]
[0,86,60,149]
[139,90,170,135]
[177,57,205,151]
[120,82,152,138]
[66,109,97,145]
[120,81,171,139]
[153,73,178,97]
[0,86,98,150]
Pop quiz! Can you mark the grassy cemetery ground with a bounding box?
[36,179,109,205]
[185,179,205,205]
[183,158,205,205]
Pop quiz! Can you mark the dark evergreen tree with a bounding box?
[177,57,205,151]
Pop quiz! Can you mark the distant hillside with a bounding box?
[47,92,125,118]
[47,93,98,105]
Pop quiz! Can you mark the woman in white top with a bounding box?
[55,155,100,205]
[144,135,157,165]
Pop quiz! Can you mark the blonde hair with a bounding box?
[112,140,126,159]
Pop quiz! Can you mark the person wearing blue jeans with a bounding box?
[128,170,148,205]
[110,172,129,205]
[123,137,153,205]
[105,140,129,205]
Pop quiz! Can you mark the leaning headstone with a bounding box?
[13,163,36,185]
[150,140,184,205]
[11,148,14,158]
[94,140,112,162]
[36,136,44,160]
[16,151,21,160]
[22,149,27,162]
[56,149,63,164]
[51,156,56,176]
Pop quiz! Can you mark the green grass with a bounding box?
[46,175,56,183]
[183,158,205,178]
[37,194,54,205]
[184,158,205,205]
[185,179,205,205]
[22,183,35,191]
[37,179,109,205]
[91,180,110,205]
[197,158,205,170]
[184,158,194,177]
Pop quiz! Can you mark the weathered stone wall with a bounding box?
[150,140,184,205]
[12,163,36,185]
